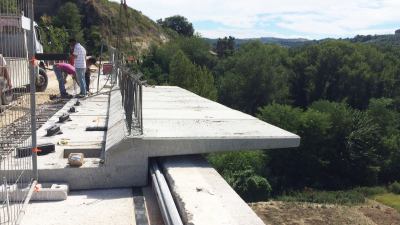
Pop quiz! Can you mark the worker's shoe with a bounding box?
[76,94,87,99]
[61,94,73,99]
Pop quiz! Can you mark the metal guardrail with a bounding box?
[0,0,38,224]
[118,64,144,135]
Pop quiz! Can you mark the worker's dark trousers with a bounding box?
[85,72,90,92]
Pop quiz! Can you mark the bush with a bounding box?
[227,169,272,202]
[276,190,366,205]
[353,186,387,196]
[389,181,400,194]
[207,151,265,175]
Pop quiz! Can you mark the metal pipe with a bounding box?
[150,168,171,225]
[150,160,183,225]
[28,0,38,181]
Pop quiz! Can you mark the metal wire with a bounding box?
[0,0,36,224]
[117,60,144,136]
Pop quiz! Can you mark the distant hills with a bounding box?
[205,37,315,48]
[206,31,400,48]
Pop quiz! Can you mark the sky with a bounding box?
[115,0,400,40]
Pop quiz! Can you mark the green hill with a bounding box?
[35,0,169,54]
[347,33,400,47]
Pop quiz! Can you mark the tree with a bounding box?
[53,2,83,41]
[169,50,194,88]
[169,50,217,100]
[38,15,69,53]
[208,151,271,201]
[158,15,194,37]
[215,36,235,58]
[193,66,217,100]
[395,29,400,35]
[85,26,103,56]
[218,41,290,114]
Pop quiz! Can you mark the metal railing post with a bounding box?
[29,0,38,181]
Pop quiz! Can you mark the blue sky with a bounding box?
[116,0,400,39]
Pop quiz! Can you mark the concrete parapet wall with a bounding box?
[105,88,128,152]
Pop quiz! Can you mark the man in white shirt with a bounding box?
[69,38,87,97]
[0,54,12,104]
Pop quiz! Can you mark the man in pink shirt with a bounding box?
[54,63,75,98]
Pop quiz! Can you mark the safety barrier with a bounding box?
[0,0,38,224]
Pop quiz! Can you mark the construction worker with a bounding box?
[85,56,97,93]
[54,63,75,99]
[69,38,87,97]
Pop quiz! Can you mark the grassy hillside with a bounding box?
[35,0,169,54]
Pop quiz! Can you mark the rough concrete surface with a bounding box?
[0,183,68,202]
[22,189,136,225]
[161,155,265,225]
[3,84,299,190]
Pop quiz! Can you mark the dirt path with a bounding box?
[251,200,400,225]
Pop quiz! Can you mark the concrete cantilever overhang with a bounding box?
[104,86,300,187]
[108,86,300,154]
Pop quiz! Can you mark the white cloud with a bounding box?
[114,0,400,39]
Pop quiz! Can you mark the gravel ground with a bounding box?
[251,200,400,225]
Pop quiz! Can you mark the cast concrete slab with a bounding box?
[161,155,265,225]
[134,86,299,157]
[21,188,136,225]
[141,86,298,140]
[34,90,110,170]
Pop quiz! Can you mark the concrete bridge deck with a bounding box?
[18,83,300,225]
[2,84,299,190]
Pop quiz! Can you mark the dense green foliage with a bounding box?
[157,15,194,37]
[389,182,400,194]
[215,36,235,58]
[257,100,400,191]
[141,31,400,201]
[141,36,217,100]
[207,151,271,201]
[53,2,84,42]
[37,2,101,55]
[38,16,70,53]
[217,42,290,114]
